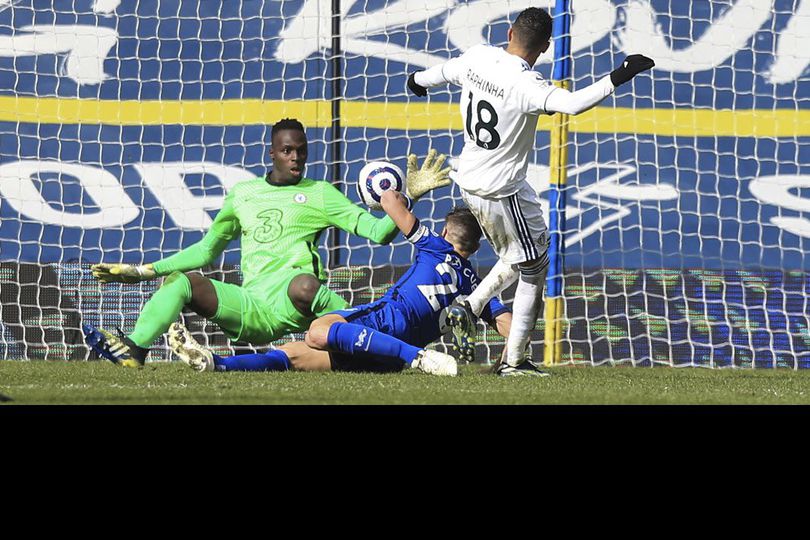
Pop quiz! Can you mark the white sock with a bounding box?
[505,262,548,366]
[465,259,518,317]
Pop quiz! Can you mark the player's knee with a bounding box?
[304,320,331,350]
[164,271,182,282]
[163,270,189,287]
[518,259,544,272]
[161,271,193,301]
[184,272,217,317]
[517,260,548,285]
[288,274,321,315]
[184,272,205,288]
[518,253,549,278]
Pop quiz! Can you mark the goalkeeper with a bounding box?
[82,118,451,367]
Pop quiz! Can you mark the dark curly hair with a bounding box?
[271,118,306,139]
[512,7,553,51]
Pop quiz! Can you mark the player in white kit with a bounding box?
[407,7,654,376]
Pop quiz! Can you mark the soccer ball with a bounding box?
[357,160,406,211]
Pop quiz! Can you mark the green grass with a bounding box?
[2,360,810,405]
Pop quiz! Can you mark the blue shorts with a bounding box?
[331,300,411,339]
[328,300,411,373]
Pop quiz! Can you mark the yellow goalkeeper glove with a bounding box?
[405,148,452,201]
[91,263,157,284]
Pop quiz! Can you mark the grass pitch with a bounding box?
[2,360,810,405]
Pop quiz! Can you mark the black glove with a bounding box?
[407,72,427,97]
[610,54,655,87]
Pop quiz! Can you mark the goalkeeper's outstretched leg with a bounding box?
[84,270,347,367]
[83,271,217,366]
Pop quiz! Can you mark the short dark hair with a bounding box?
[445,207,482,254]
[271,118,306,139]
[512,7,553,51]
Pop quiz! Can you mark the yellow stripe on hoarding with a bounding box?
[571,107,809,138]
[1,96,809,137]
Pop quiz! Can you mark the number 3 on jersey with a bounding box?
[465,91,501,150]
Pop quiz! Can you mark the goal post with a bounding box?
[544,0,572,367]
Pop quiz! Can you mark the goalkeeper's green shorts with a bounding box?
[209,271,349,344]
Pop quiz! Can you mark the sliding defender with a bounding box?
[169,191,513,377]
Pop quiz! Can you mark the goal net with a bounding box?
[0,0,808,367]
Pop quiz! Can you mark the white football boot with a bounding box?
[168,323,214,372]
[411,349,458,376]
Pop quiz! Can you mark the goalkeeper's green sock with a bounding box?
[129,271,193,350]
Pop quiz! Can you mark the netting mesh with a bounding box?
[0,0,808,366]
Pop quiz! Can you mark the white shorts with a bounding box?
[461,181,549,266]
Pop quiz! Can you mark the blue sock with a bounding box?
[212,350,290,372]
[326,322,421,365]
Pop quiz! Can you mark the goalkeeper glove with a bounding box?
[407,72,428,97]
[610,54,655,87]
[91,263,157,284]
[405,148,452,201]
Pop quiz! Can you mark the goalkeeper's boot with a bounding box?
[168,323,214,372]
[82,324,147,368]
[445,301,478,363]
[496,357,550,378]
[411,349,458,377]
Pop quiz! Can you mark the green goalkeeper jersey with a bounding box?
[151,175,398,291]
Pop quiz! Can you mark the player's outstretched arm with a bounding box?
[322,182,400,245]
[150,226,236,277]
[609,54,656,87]
[405,149,452,201]
[93,191,240,283]
[542,54,655,116]
[407,55,467,97]
[91,263,157,284]
[380,190,417,237]
[323,150,449,245]
[151,191,239,276]
[407,73,428,97]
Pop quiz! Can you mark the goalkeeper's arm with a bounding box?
[92,192,240,283]
[321,182,400,245]
[321,150,451,244]
[150,224,237,276]
[151,192,240,275]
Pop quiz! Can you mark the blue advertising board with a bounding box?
[0,1,808,364]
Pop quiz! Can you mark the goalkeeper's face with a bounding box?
[270,129,308,183]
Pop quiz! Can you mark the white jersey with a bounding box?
[415,44,559,199]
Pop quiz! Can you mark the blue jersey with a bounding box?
[334,221,509,348]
